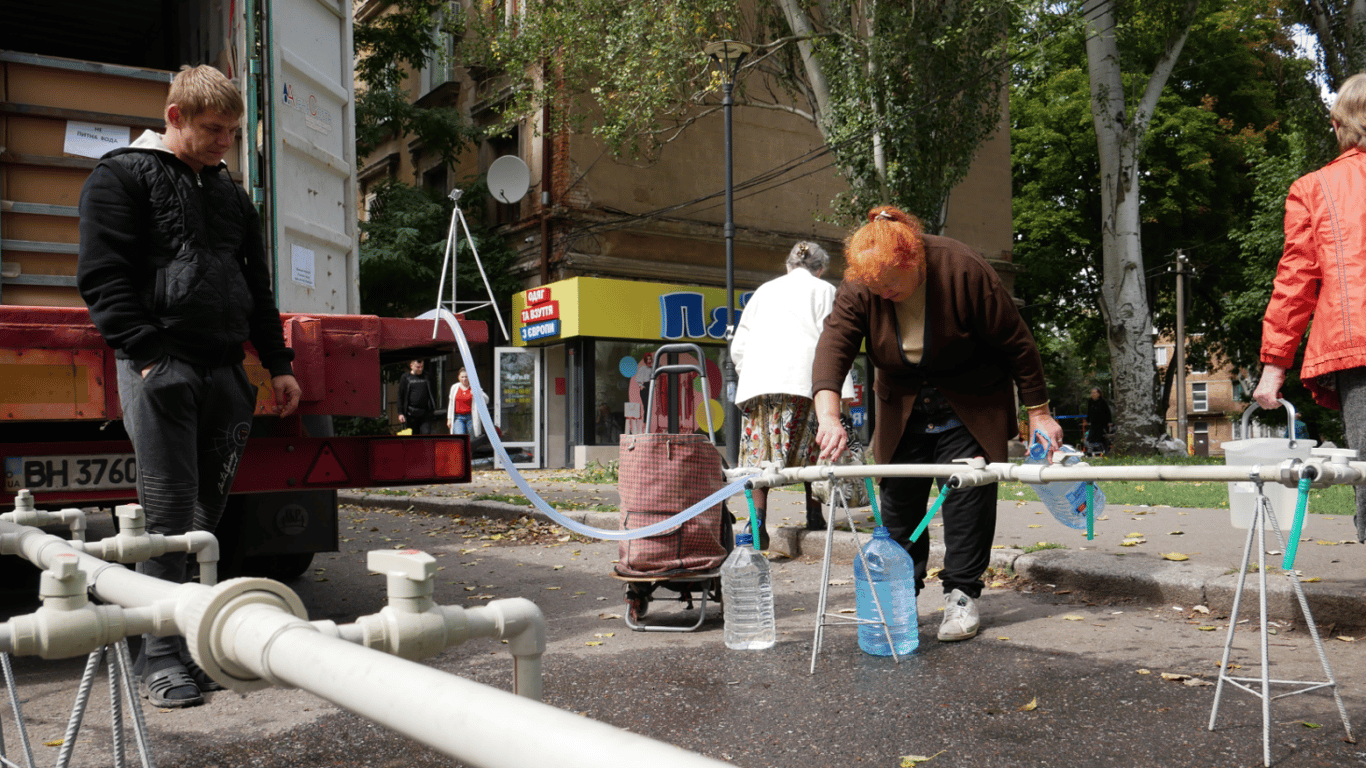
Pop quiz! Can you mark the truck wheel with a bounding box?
[240,552,315,582]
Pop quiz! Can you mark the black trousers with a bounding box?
[117,357,256,659]
[878,424,997,599]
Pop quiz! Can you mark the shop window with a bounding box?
[590,341,726,446]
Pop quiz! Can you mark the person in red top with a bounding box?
[1254,73,1366,544]
[447,368,475,435]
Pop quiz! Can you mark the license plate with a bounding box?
[4,454,139,494]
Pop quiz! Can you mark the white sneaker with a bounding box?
[938,589,980,641]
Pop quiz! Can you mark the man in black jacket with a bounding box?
[398,359,439,434]
[77,65,301,708]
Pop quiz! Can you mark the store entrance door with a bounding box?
[494,347,541,468]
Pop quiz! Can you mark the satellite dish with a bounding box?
[487,155,530,204]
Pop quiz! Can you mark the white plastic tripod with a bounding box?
[1207,479,1353,767]
[808,476,900,674]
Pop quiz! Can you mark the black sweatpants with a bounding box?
[878,424,998,599]
[117,356,256,659]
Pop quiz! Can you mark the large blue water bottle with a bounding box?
[1024,435,1106,530]
[853,526,918,656]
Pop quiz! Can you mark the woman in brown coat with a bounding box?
[812,206,1063,642]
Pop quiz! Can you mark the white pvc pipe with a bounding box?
[735,458,1366,489]
[1,519,727,768]
[220,602,728,768]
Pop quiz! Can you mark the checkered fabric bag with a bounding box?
[616,432,728,577]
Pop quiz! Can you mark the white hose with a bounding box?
[429,309,749,541]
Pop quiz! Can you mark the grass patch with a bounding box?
[369,488,412,497]
[471,493,533,506]
[571,460,619,484]
[1021,541,1067,554]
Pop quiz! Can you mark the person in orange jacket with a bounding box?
[1254,73,1366,543]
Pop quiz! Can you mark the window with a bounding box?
[589,341,727,446]
[1191,382,1208,412]
[1155,347,1169,366]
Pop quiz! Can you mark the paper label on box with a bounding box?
[64,121,131,159]
[291,244,316,288]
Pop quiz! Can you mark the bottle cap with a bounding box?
[735,533,754,547]
[872,525,890,537]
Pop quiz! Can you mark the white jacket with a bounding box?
[731,267,854,405]
[447,383,489,437]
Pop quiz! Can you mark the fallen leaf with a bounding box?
[1183,678,1213,687]
[1300,576,1322,583]
[1197,626,1217,631]
[900,751,946,767]
[997,636,1010,640]
[1136,669,1152,675]
[1315,540,1337,546]
[1028,524,1042,529]
[1169,531,1185,535]
[1162,552,1189,561]
[926,567,944,580]
[1193,605,1210,614]
[1302,721,1323,729]
[599,612,623,620]
[44,739,64,747]
[1160,673,1190,681]
[991,544,1005,549]
[1018,698,1038,712]
[1062,615,1084,622]
[586,641,603,646]
[1126,532,1144,538]
[1336,635,1357,643]
[1120,538,1145,547]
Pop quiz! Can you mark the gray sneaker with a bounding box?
[938,589,980,641]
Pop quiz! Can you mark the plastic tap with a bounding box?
[369,549,438,613]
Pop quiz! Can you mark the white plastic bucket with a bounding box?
[1223,400,1309,530]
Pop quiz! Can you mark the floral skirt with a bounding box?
[739,393,821,469]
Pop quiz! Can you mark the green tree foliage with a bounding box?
[1012,0,1324,448]
[461,0,1012,228]
[354,0,477,165]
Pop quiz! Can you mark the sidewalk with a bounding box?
[340,468,1366,626]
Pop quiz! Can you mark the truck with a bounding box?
[0,0,481,582]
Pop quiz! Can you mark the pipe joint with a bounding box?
[180,577,309,693]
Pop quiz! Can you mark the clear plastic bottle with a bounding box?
[721,533,776,650]
[853,526,919,656]
[1024,441,1106,530]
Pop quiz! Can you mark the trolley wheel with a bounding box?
[626,582,652,621]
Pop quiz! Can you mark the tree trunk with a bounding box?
[1083,0,1199,453]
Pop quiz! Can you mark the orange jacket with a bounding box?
[1262,147,1366,409]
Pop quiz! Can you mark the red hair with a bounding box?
[843,206,925,287]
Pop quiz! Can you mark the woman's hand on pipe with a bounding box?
[814,389,847,461]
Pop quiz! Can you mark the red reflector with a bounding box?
[369,438,468,483]
[435,438,468,479]
[370,441,408,482]
[304,443,350,485]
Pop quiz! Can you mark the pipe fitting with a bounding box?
[3,554,153,659]
[179,577,310,693]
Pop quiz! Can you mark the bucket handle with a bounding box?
[1240,398,1298,449]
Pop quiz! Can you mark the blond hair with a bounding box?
[1332,73,1366,152]
[167,65,244,121]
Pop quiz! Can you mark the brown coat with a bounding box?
[812,235,1049,465]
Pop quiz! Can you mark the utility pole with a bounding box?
[1174,250,1187,447]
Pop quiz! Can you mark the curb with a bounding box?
[338,491,1365,625]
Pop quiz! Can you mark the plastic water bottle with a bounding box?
[1024,439,1106,530]
[721,533,776,650]
[853,526,918,656]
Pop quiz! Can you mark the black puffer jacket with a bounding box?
[77,132,294,376]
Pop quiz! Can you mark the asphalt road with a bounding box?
[5,501,1366,768]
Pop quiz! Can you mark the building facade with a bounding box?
[357,0,1015,468]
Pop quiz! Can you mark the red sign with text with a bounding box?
[520,300,560,324]
[525,287,551,306]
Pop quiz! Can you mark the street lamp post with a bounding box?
[705,39,751,467]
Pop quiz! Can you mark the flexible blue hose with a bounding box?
[1281,476,1312,570]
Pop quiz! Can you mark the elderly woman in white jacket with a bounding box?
[730,241,854,549]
